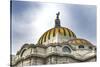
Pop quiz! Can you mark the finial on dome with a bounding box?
[55,12,61,27]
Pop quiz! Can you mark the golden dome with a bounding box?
[67,38,93,46]
[38,27,76,45]
[37,12,76,45]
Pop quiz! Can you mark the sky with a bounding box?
[11,1,96,54]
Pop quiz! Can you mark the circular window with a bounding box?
[62,46,71,53]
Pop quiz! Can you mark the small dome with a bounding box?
[67,38,93,46]
[37,27,76,45]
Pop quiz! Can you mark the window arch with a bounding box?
[20,49,26,57]
[62,46,71,53]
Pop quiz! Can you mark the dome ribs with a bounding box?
[44,32,48,42]
[48,29,51,40]
[62,27,66,36]
[37,27,77,45]
[53,28,55,37]
[67,28,71,37]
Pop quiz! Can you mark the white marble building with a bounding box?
[11,12,96,67]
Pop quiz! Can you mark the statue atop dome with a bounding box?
[55,12,61,27]
[56,12,60,19]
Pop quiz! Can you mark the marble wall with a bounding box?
[12,44,96,67]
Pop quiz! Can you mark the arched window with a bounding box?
[79,45,84,48]
[62,46,71,53]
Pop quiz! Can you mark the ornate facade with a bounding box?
[11,12,96,67]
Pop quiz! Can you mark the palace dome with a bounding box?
[38,27,76,45]
[37,12,76,45]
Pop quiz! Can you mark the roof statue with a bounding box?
[56,12,60,19]
[55,12,61,27]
